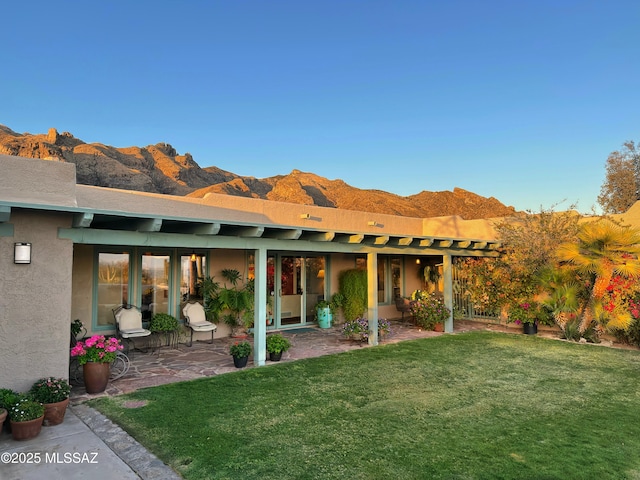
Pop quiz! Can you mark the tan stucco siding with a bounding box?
[0,210,73,391]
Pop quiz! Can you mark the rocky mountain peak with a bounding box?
[0,124,516,219]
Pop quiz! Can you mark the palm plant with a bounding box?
[200,270,254,332]
[555,220,640,332]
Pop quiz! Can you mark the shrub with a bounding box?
[150,313,179,333]
[339,269,368,321]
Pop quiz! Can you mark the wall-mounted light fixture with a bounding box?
[415,258,421,265]
[300,213,311,219]
[367,221,378,227]
[190,252,197,262]
[14,242,32,264]
[317,269,325,279]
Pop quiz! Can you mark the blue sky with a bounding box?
[2,1,639,213]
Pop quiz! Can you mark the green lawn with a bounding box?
[89,332,640,480]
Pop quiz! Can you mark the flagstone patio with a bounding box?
[68,319,525,404]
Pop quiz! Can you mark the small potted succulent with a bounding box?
[229,341,252,368]
[29,377,72,426]
[9,395,45,441]
[266,333,292,361]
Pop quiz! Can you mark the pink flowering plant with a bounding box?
[410,290,451,330]
[29,377,71,403]
[71,335,123,365]
[508,301,551,326]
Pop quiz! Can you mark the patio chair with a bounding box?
[183,302,217,347]
[395,296,413,323]
[113,304,152,354]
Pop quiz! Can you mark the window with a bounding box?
[140,253,170,320]
[354,255,404,304]
[179,253,206,311]
[96,252,130,328]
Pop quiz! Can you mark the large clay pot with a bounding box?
[11,415,44,441]
[43,398,70,426]
[0,408,6,434]
[83,362,111,393]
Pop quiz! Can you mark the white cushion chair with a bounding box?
[183,302,217,347]
[113,304,152,353]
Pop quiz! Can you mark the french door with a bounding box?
[270,254,325,328]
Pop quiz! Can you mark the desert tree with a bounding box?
[598,140,640,214]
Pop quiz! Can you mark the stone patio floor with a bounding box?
[69,319,530,404]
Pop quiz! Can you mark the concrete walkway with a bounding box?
[0,320,547,479]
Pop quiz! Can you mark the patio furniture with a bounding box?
[113,304,152,354]
[395,296,413,322]
[182,302,217,347]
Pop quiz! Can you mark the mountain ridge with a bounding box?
[0,125,516,220]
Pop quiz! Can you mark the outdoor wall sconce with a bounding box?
[190,252,197,262]
[300,213,311,219]
[14,242,32,264]
[415,258,421,265]
[367,221,378,226]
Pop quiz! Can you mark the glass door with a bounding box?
[278,256,303,326]
[275,255,326,328]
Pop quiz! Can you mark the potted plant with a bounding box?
[203,269,254,337]
[410,290,450,331]
[0,388,19,434]
[342,317,391,342]
[229,340,252,368]
[0,406,6,434]
[29,377,71,426]
[70,318,86,347]
[71,335,124,393]
[508,301,547,335]
[266,333,292,361]
[8,395,45,441]
[149,312,180,347]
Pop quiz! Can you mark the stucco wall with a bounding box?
[0,210,73,392]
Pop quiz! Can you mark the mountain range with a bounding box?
[0,125,516,219]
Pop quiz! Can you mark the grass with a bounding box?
[88,331,640,480]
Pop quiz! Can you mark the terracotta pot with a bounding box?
[433,322,444,332]
[11,415,44,441]
[83,362,111,393]
[43,398,70,426]
[0,408,6,434]
[233,355,249,368]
